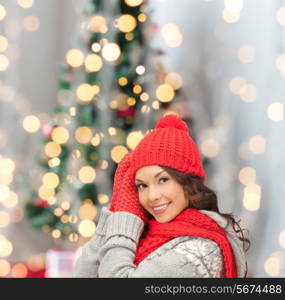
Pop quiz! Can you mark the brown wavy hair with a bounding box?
[158,166,251,253]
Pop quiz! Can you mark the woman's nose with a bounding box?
[148,186,161,201]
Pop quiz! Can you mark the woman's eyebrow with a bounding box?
[135,170,165,182]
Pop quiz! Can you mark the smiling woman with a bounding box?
[74,114,249,278]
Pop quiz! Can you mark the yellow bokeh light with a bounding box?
[51,229,61,239]
[78,220,96,238]
[66,49,84,68]
[125,32,134,41]
[108,127,117,136]
[98,194,109,204]
[118,77,128,86]
[69,233,78,242]
[161,24,183,48]
[2,191,18,208]
[0,158,15,174]
[242,184,261,211]
[0,238,13,257]
[23,16,40,32]
[133,84,142,94]
[141,105,150,113]
[140,92,149,102]
[126,131,144,150]
[78,166,96,184]
[101,160,109,169]
[76,83,94,102]
[238,167,256,185]
[201,138,220,158]
[128,97,136,106]
[48,157,61,168]
[116,14,137,33]
[51,127,69,144]
[248,135,266,154]
[89,15,108,33]
[278,230,285,249]
[0,185,10,202]
[11,263,28,278]
[17,0,34,8]
[38,185,55,201]
[69,215,78,224]
[111,145,129,163]
[61,201,70,211]
[54,208,63,217]
[42,172,60,189]
[276,7,285,26]
[237,45,255,63]
[84,54,103,72]
[222,9,240,23]
[156,84,175,103]
[79,202,97,220]
[102,43,121,62]
[0,211,10,228]
[264,257,280,277]
[138,13,147,22]
[152,100,160,110]
[22,115,41,133]
[0,259,10,277]
[75,127,93,144]
[44,141,61,158]
[229,77,246,94]
[239,84,256,102]
[0,54,9,71]
[267,102,283,122]
[91,134,101,146]
[0,5,6,21]
[165,72,183,90]
[69,107,76,116]
[124,0,143,7]
[0,36,8,52]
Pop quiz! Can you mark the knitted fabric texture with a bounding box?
[134,208,238,278]
[110,152,148,223]
[130,114,205,181]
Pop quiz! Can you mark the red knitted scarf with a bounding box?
[134,208,237,278]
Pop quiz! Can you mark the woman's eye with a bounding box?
[159,177,169,183]
[136,183,147,190]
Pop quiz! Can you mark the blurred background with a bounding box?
[0,0,284,278]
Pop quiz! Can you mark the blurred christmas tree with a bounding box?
[24,0,191,246]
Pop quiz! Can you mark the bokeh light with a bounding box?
[78,219,96,238]
[84,54,103,72]
[111,145,128,163]
[78,166,96,184]
[156,84,175,102]
[75,127,93,144]
[66,49,84,68]
[267,102,283,122]
[102,43,121,62]
[42,172,60,189]
[51,127,69,144]
[126,131,144,150]
[161,24,183,47]
[116,14,137,33]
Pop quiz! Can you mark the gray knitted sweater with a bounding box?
[74,207,247,278]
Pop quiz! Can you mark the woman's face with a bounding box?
[135,165,189,223]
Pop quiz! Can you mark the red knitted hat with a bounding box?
[131,114,205,180]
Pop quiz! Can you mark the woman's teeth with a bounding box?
[153,204,169,211]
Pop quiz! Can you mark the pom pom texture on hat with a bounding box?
[155,114,189,132]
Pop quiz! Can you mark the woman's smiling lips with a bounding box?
[151,202,171,214]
